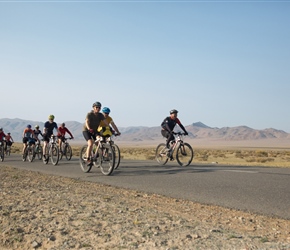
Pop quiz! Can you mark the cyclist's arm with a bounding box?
[110,122,121,135]
[65,128,73,138]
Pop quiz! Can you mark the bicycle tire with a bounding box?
[99,143,115,176]
[176,142,194,167]
[50,144,59,165]
[0,146,4,162]
[27,145,35,162]
[155,143,169,165]
[79,145,92,173]
[112,144,121,169]
[64,144,72,161]
[36,145,43,160]
[22,148,27,162]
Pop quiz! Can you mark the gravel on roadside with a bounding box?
[0,166,290,250]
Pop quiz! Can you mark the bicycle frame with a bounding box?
[155,132,194,167]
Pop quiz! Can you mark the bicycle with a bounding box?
[0,140,5,162]
[155,132,194,167]
[22,139,36,162]
[79,136,115,176]
[43,135,59,165]
[34,140,43,160]
[106,134,121,170]
[5,141,13,156]
[59,137,73,161]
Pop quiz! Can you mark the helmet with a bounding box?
[61,123,65,126]
[0,127,2,131]
[92,101,102,108]
[27,124,32,128]
[35,125,39,128]
[170,109,178,114]
[48,114,55,120]
[7,132,10,134]
[102,107,110,114]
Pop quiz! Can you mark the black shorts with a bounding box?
[43,134,52,143]
[23,138,36,144]
[83,131,96,141]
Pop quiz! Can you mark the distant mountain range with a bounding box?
[0,118,289,142]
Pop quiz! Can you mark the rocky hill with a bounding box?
[0,118,289,142]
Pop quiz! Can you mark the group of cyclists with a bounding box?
[0,128,14,155]
[1,101,188,164]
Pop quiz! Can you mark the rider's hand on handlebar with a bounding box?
[184,131,188,135]
[89,129,94,134]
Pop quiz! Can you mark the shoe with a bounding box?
[170,156,174,161]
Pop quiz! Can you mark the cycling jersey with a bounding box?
[98,116,113,136]
[161,117,182,132]
[0,132,6,141]
[58,127,73,137]
[44,121,58,136]
[23,128,34,138]
[33,129,43,138]
[83,111,105,132]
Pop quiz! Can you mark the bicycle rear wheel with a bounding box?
[50,144,59,165]
[176,143,194,167]
[112,144,121,169]
[79,145,93,173]
[99,144,115,176]
[64,144,72,161]
[155,143,169,165]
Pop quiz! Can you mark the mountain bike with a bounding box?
[79,136,115,176]
[34,140,43,160]
[155,132,194,167]
[43,135,59,165]
[59,137,73,161]
[0,141,5,162]
[22,139,36,162]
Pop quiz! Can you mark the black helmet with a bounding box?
[92,101,102,108]
[170,109,178,114]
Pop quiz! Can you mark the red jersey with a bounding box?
[0,132,6,141]
[58,127,73,137]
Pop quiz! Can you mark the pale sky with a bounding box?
[1,0,290,132]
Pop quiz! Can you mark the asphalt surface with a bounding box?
[1,154,290,220]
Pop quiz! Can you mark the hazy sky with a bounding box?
[1,0,290,132]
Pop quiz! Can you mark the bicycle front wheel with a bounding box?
[155,143,169,165]
[50,144,59,165]
[0,146,4,162]
[79,145,92,173]
[64,144,72,161]
[36,145,43,160]
[99,144,115,176]
[27,145,35,162]
[176,143,194,167]
[112,144,121,169]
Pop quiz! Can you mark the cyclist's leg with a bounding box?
[22,138,28,155]
[43,135,49,156]
[83,131,95,160]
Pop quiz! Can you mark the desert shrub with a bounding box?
[255,151,268,157]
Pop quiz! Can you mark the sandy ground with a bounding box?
[0,165,290,250]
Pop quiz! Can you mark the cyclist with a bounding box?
[22,125,37,155]
[161,109,188,157]
[5,132,14,152]
[0,128,7,150]
[57,123,74,153]
[83,101,109,165]
[43,115,59,158]
[33,125,43,143]
[97,107,121,137]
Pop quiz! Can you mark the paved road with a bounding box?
[1,154,290,219]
